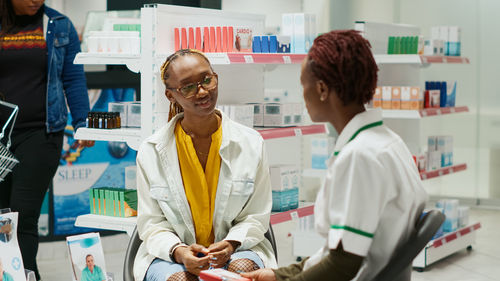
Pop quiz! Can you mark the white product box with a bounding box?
[87,31,140,54]
[263,103,296,127]
[437,136,453,167]
[234,27,253,52]
[428,136,438,152]
[270,165,293,191]
[108,102,127,127]
[426,151,441,171]
[281,14,294,52]
[276,35,291,53]
[247,103,264,127]
[381,86,392,109]
[126,101,141,127]
[219,104,254,128]
[311,137,334,170]
[125,166,137,190]
[417,152,426,172]
[308,14,317,49]
[442,199,459,232]
[424,39,445,56]
[448,26,461,56]
[401,86,411,110]
[439,26,450,55]
[270,165,299,212]
[293,103,303,125]
[458,206,469,227]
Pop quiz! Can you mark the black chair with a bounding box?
[372,210,445,281]
[123,223,278,281]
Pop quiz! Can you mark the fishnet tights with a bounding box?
[166,271,198,281]
[227,258,260,273]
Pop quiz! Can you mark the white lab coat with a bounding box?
[133,111,276,281]
[304,109,427,280]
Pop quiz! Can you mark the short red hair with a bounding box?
[307,30,378,105]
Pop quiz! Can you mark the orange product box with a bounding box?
[401,86,411,109]
[409,87,420,110]
[391,86,401,109]
[382,86,392,109]
[373,87,382,108]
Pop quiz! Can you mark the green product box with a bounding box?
[387,36,395,54]
[89,188,94,214]
[401,36,407,54]
[99,189,105,215]
[104,189,110,216]
[412,36,419,54]
[119,191,125,217]
[113,190,119,217]
[123,189,138,217]
[394,37,401,54]
[93,188,100,215]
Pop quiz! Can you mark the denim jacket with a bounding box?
[43,5,89,132]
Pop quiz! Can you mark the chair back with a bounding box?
[123,223,278,281]
[123,226,141,281]
[372,210,445,281]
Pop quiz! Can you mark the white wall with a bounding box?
[45,0,106,34]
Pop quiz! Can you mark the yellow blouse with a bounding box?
[175,121,222,247]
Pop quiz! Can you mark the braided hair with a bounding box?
[160,49,212,121]
[307,30,378,106]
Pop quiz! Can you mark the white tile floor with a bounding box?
[37,207,500,281]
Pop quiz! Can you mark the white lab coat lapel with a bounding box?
[155,114,196,243]
[213,112,234,241]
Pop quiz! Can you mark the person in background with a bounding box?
[242,30,427,281]
[134,49,276,281]
[0,258,14,281]
[0,0,94,279]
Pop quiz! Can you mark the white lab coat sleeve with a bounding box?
[136,146,182,263]
[224,143,272,250]
[327,150,392,257]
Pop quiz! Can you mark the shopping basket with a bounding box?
[0,100,19,181]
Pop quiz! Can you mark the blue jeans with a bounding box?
[145,250,264,281]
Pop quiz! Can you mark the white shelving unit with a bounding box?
[74,128,142,150]
[413,222,481,270]
[369,23,477,270]
[74,214,137,236]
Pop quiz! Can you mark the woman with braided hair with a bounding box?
[133,49,276,281]
[242,30,427,281]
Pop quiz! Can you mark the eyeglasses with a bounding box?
[167,73,218,98]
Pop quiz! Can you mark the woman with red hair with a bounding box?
[243,30,427,281]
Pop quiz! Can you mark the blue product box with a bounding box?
[261,36,269,53]
[446,81,457,107]
[272,191,289,212]
[252,36,261,53]
[269,35,277,53]
[440,81,447,107]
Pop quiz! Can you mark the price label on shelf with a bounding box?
[450,108,456,113]
[294,128,302,136]
[290,211,299,222]
[436,109,442,115]
[283,56,292,64]
[439,170,444,176]
[244,55,254,63]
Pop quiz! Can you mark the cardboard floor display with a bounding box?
[0,212,26,281]
[66,232,107,281]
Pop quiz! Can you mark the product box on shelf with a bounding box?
[373,87,382,108]
[234,27,253,52]
[263,103,299,127]
[448,26,461,56]
[391,86,401,109]
[311,137,334,170]
[89,187,137,217]
[247,103,264,127]
[423,39,444,56]
[277,35,291,53]
[417,153,426,172]
[437,199,459,232]
[218,104,254,128]
[86,31,140,54]
[446,81,457,107]
[400,87,411,109]
[458,206,469,227]
[410,87,421,110]
[426,151,441,171]
[281,13,316,53]
[381,86,392,109]
[437,136,453,167]
[425,90,441,108]
[108,102,127,126]
[270,165,299,212]
[126,101,141,127]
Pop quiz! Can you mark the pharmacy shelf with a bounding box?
[382,106,469,119]
[413,222,481,270]
[74,214,137,236]
[374,54,470,65]
[155,53,307,66]
[271,203,314,225]
[256,124,328,140]
[302,168,327,179]
[74,127,142,150]
[73,53,141,73]
[420,163,467,180]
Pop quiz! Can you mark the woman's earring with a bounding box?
[320,95,327,102]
